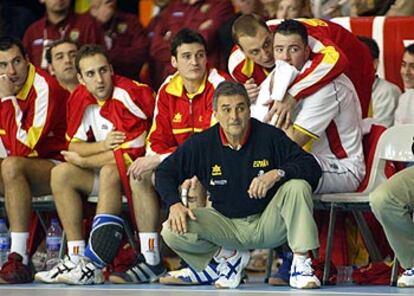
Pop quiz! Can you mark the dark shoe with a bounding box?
[0,252,33,284]
[109,254,166,284]
[268,251,292,286]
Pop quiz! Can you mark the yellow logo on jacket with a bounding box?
[173,112,182,123]
[211,164,222,176]
[253,159,269,168]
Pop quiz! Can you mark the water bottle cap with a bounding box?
[51,218,59,224]
[0,218,5,224]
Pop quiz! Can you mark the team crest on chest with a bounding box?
[211,164,222,176]
[173,112,182,123]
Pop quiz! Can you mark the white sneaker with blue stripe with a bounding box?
[289,257,320,289]
[35,256,76,283]
[159,262,219,285]
[57,257,104,285]
[215,250,250,289]
[397,267,414,287]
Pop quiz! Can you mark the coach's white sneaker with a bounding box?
[35,256,76,283]
[289,257,320,289]
[215,250,250,289]
[57,257,104,285]
[397,267,414,288]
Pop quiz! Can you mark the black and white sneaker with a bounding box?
[57,257,104,285]
[109,254,166,284]
[34,256,77,283]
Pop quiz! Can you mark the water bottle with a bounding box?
[0,218,10,269]
[46,218,62,270]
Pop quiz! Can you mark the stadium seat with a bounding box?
[331,16,414,90]
[0,194,66,259]
[314,124,414,285]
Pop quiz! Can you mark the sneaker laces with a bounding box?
[79,258,100,281]
[73,257,96,275]
[216,257,228,276]
[296,258,314,276]
[49,257,74,273]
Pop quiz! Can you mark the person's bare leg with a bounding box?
[96,164,122,215]
[131,172,160,232]
[130,172,162,266]
[2,157,55,232]
[51,162,95,241]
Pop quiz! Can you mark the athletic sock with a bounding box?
[10,232,29,265]
[67,240,85,264]
[138,232,160,265]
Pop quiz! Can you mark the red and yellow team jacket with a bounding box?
[147,67,230,158]
[65,75,155,165]
[228,18,375,117]
[0,64,69,160]
[23,12,104,69]
[65,75,155,217]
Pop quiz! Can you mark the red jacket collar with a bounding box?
[219,120,252,150]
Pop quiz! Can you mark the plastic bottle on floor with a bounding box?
[0,218,10,269]
[46,218,62,270]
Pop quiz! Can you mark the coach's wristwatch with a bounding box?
[277,169,286,179]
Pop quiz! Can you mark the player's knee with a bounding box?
[1,156,25,181]
[51,162,76,190]
[99,164,120,185]
[130,171,153,187]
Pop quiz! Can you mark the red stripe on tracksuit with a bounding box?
[326,121,347,159]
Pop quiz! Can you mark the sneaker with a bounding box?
[397,267,414,288]
[289,257,320,289]
[109,254,166,284]
[215,250,250,289]
[57,257,104,285]
[0,252,33,284]
[160,262,219,285]
[34,256,76,284]
[269,251,292,286]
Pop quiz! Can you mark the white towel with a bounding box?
[251,60,299,123]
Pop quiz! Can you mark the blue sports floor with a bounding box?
[1,278,414,296]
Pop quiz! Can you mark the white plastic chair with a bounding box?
[314,124,414,284]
